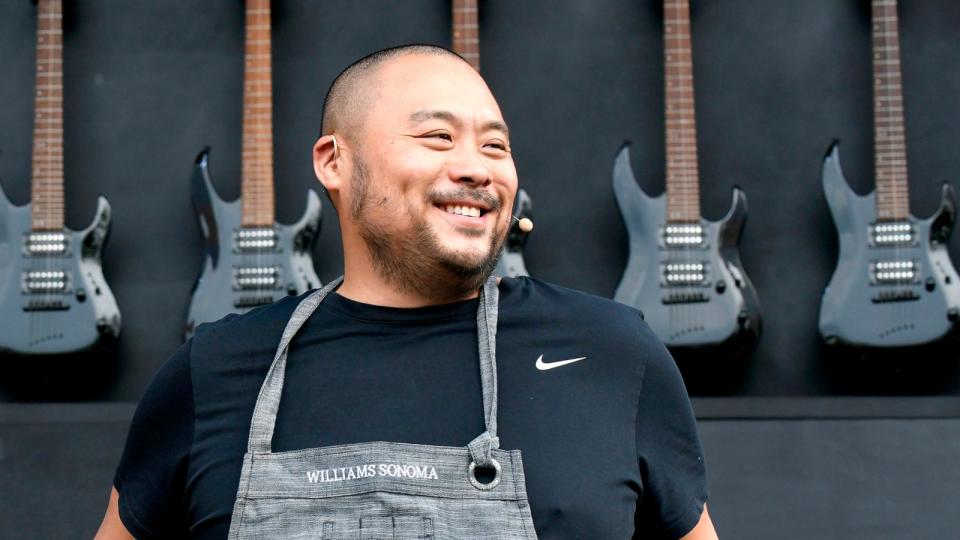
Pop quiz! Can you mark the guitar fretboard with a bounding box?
[241,0,275,227]
[31,0,64,232]
[452,0,480,71]
[663,0,701,223]
[872,0,909,221]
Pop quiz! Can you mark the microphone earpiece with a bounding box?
[512,215,534,233]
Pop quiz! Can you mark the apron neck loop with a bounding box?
[245,275,502,457]
[246,277,344,453]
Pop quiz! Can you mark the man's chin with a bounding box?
[435,247,495,277]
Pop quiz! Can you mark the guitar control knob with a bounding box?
[948,308,959,323]
[76,288,87,302]
[925,277,936,292]
[737,310,749,329]
[715,280,727,294]
[287,284,298,296]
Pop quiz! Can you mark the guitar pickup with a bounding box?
[234,227,279,252]
[21,270,70,294]
[869,221,916,247]
[233,266,280,290]
[870,259,919,285]
[661,224,707,248]
[23,231,69,255]
[661,262,709,287]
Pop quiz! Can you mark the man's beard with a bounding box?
[350,153,506,302]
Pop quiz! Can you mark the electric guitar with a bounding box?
[185,0,321,339]
[450,0,534,277]
[612,0,761,354]
[0,0,121,356]
[819,0,960,349]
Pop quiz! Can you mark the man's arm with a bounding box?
[93,487,135,540]
[680,504,719,540]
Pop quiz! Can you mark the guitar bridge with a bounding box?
[234,295,276,308]
[662,292,709,305]
[22,299,70,311]
[871,290,920,303]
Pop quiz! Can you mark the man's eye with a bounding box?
[485,141,508,151]
[427,132,452,141]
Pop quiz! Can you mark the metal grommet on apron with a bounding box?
[227,277,539,539]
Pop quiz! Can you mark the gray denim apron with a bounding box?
[227,276,539,539]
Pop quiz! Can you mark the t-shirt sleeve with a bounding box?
[113,340,195,539]
[633,330,709,539]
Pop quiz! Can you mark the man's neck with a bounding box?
[336,249,482,308]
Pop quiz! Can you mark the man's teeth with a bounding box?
[443,205,482,218]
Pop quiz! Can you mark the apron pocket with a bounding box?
[317,515,433,540]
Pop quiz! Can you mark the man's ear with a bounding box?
[313,134,343,196]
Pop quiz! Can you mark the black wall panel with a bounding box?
[1,1,959,401]
[2,406,958,540]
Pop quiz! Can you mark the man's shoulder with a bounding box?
[189,292,305,361]
[501,276,655,344]
[502,276,643,318]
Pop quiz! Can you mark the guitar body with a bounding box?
[819,142,960,348]
[184,149,321,339]
[0,185,121,355]
[612,145,761,351]
[494,188,532,277]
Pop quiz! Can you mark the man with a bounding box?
[97,45,717,539]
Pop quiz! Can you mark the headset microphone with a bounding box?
[512,215,534,233]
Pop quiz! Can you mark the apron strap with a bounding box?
[470,276,501,466]
[247,277,343,453]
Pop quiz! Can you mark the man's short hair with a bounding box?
[320,45,471,141]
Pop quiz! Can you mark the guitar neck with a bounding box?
[31,0,65,232]
[872,0,910,221]
[241,0,275,227]
[452,0,480,71]
[663,0,701,223]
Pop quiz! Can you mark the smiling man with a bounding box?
[97,45,717,540]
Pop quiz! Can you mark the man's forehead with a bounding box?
[370,55,506,127]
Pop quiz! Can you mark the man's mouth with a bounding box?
[440,204,486,218]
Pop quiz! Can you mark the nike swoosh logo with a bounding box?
[535,354,587,371]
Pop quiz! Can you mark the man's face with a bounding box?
[342,54,518,291]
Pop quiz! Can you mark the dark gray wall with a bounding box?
[1,0,959,401]
[3,405,958,540]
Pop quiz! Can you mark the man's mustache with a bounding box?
[427,188,503,211]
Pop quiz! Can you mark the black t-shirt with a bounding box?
[114,277,708,539]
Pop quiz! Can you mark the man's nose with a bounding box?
[447,147,492,187]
